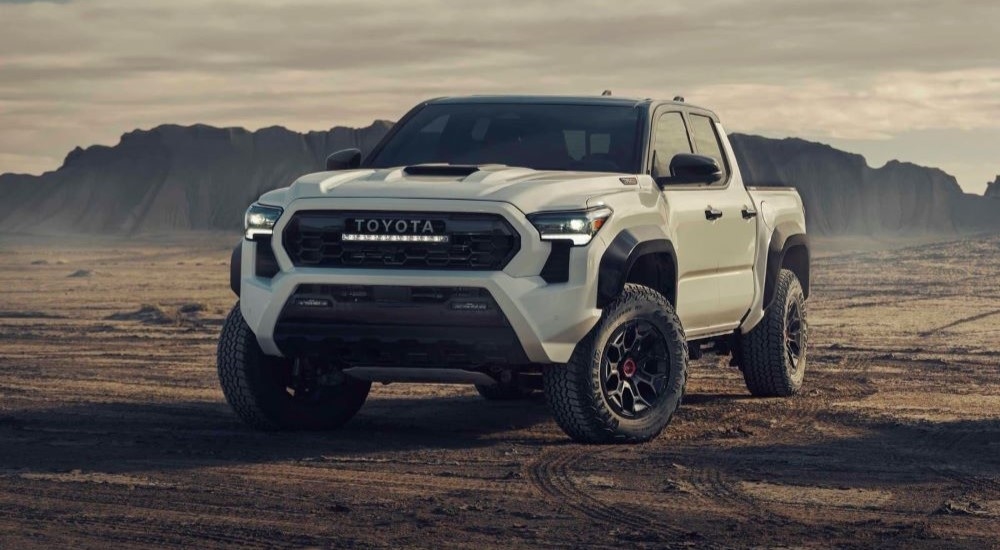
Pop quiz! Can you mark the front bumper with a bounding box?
[239,198,605,364]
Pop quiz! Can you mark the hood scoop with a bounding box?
[402,164,513,177]
[403,164,482,177]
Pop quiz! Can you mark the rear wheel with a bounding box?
[217,303,370,430]
[543,284,688,444]
[740,269,807,397]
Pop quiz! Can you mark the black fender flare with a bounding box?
[763,224,810,307]
[230,242,242,297]
[597,226,677,308]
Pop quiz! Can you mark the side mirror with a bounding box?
[655,153,722,186]
[326,148,362,171]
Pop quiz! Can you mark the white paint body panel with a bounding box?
[240,119,806,363]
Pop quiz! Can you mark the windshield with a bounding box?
[367,103,642,173]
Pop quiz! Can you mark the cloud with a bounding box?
[694,68,1000,140]
[0,0,997,190]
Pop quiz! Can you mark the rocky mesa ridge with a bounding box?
[729,134,999,235]
[0,122,392,235]
[985,175,1000,200]
[0,122,996,236]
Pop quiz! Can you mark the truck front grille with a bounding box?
[282,211,520,270]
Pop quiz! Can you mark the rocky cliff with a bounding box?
[729,134,999,235]
[0,122,391,234]
[985,176,1000,200]
[0,124,996,236]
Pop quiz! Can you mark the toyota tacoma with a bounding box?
[219,95,810,443]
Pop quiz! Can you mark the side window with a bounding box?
[688,114,729,183]
[652,112,692,177]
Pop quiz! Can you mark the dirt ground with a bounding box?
[0,232,998,549]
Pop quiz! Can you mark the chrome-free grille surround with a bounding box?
[282,211,520,270]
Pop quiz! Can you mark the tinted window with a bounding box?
[652,112,691,177]
[368,104,642,173]
[688,114,728,182]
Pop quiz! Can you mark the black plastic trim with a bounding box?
[255,239,280,279]
[764,226,810,307]
[540,240,572,283]
[278,284,508,328]
[272,285,529,366]
[273,324,529,367]
[403,165,480,176]
[597,227,677,308]
[230,243,241,296]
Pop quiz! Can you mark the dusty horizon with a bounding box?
[1,0,998,193]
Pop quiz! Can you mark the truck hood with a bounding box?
[259,165,636,213]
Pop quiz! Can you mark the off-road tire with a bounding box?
[740,269,807,397]
[475,378,532,401]
[217,303,371,430]
[543,284,688,444]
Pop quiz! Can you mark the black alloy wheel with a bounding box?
[600,320,670,418]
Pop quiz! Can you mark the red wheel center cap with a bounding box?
[622,358,637,378]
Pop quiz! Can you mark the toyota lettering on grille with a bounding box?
[343,218,449,243]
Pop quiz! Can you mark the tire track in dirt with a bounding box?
[240,462,531,497]
[527,447,722,548]
[683,465,829,526]
[918,308,1000,337]
[686,463,942,523]
[787,352,878,420]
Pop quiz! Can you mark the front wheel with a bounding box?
[217,303,371,430]
[739,269,808,397]
[543,284,688,444]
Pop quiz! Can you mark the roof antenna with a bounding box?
[673,96,685,102]
[601,90,612,96]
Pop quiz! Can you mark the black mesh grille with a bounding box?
[282,211,519,270]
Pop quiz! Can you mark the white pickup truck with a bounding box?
[220,95,810,443]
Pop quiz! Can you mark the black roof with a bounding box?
[429,95,647,107]
[426,95,715,118]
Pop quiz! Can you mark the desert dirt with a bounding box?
[0,233,998,549]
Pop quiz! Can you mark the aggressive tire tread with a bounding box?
[217,304,282,430]
[740,269,807,397]
[544,284,688,444]
[217,302,370,430]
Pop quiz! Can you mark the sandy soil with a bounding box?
[0,233,998,549]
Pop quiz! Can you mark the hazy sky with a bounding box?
[1,0,997,193]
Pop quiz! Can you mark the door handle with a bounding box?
[705,207,724,221]
[741,207,758,219]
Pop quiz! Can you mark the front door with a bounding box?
[652,110,721,333]
[687,114,757,327]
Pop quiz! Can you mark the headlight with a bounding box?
[527,207,612,246]
[244,203,283,240]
